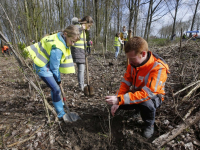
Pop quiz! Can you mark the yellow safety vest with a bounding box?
[73,25,86,49]
[114,37,120,46]
[24,33,75,74]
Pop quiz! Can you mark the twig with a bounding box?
[173,80,200,96]
[182,82,200,102]
[55,137,63,147]
[7,123,45,148]
[152,112,200,148]
[183,106,196,121]
[92,54,106,69]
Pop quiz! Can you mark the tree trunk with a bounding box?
[133,0,140,36]
[95,0,98,43]
[60,0,64,29]
[144,0,153,39]
[190,0,199,37]
[117,0,120,32]
[24,0,31,42]
[171,0,179,40]
[83,0,85,16]
[128,0,134,30]
[93,0,96,46]
[146,5,153,42]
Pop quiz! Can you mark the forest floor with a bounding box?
[0,40,200,150]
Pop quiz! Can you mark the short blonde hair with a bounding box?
[125,36,148,54]
[63,25,80,38]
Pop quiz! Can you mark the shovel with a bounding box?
[59,84,81,122]
[84,56,94,96]
[83,30,94,96]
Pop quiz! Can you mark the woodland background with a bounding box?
[0,0,200,49]
[1,0,200,149]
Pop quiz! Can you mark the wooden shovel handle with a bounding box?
[83,30,90,85]
[59,84,71,113]
[59,84,66,101]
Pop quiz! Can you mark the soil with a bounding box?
[0,41,200,150]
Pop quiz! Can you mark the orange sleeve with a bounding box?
[118,65,168,105]
[117,65,133,95]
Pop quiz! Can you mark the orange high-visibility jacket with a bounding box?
[117,52,170,105]
[2,46,9,53]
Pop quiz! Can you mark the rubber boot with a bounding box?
[52,100,66,119]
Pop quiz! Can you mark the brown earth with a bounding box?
[0,41,200,149]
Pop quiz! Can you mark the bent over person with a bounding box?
[24,25,80,123]
[2,45,9,55]
[105,36,170,138]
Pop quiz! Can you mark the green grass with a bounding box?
[148,38,171,47]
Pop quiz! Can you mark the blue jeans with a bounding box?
[115,46,120,58]
[41,76,61,102]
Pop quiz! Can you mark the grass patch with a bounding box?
[148,38,171,47]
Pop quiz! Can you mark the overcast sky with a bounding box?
[150,0,199,36]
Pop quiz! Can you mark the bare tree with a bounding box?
[146,0,166,41]
[133,0,140,36]
[103,0,114,51]
[189,0,200,36]
[165,0,183,40]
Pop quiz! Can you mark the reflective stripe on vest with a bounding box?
[123,61,165,104]
[24,33,75,74]
[114,37,120,46]
[73,25,85,49]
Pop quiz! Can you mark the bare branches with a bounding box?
[173,80,200,96]
[152,111,200,148]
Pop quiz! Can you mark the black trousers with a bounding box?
[119,96,162,127]
[87,47,91,54]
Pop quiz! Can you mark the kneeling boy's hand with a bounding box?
[105,96,118,105]
[111,105,119,116]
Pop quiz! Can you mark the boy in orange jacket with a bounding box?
[105,36,170,138]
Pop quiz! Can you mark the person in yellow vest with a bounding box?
[71,16,94,91]
[24,25,80,123]
[120,26,128,53]
[114,33,123,59]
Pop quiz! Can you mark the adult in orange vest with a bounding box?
[105,37,170,138]
[2,45,9,55]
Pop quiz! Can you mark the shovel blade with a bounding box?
[63,112,81,123]
[63,113,73,123]
[84,85,89,96]
[84,85,94,96]
[69,112,81,121]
